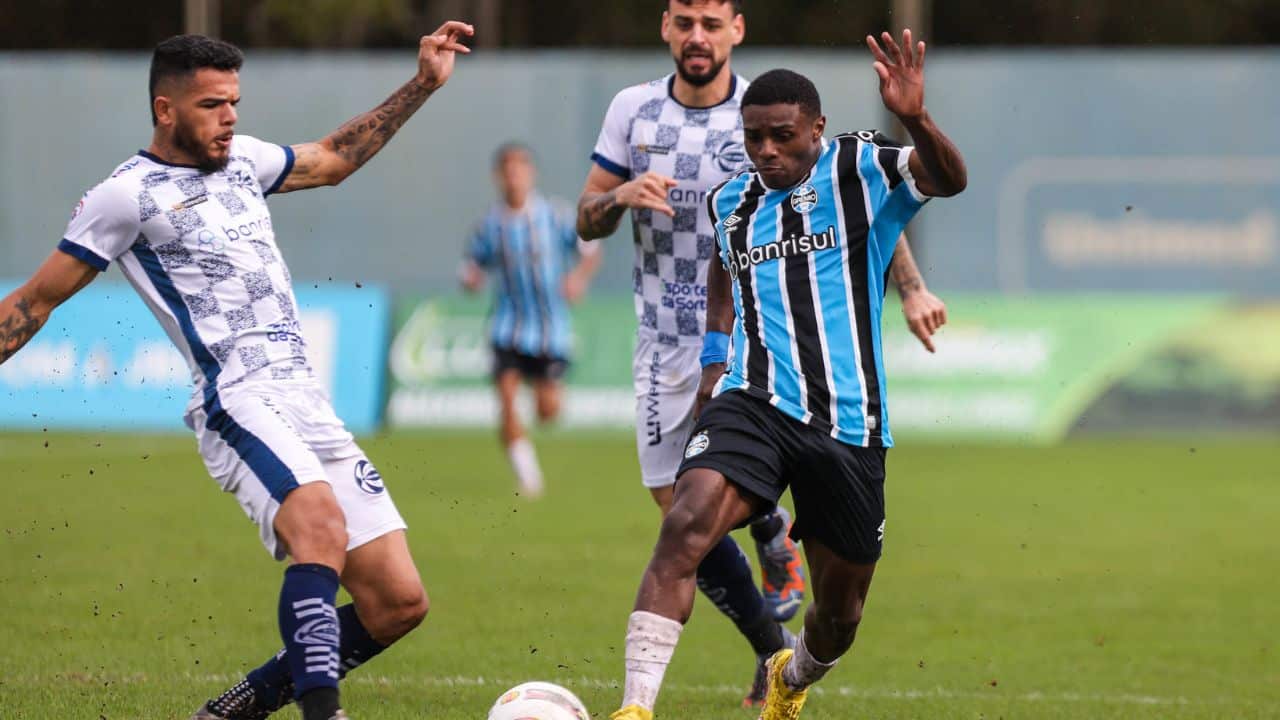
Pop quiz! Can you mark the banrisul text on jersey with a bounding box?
[706,131,930,448]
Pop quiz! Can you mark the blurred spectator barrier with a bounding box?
[0,281,390,433]
[387,294,1279,441]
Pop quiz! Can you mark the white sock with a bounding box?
[506,437,543,498]
[783,629,838,691]
[621,610,683,711]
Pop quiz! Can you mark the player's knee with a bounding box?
[277,488,348,560]
[536,396,560,423]
[385,585,429,639]
[655,505,715,572]
[295,515,348,558]
[403,585,430,627]
[814,601,863,645]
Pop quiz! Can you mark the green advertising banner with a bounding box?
[386,294,1274,442]
[387,296,637,428]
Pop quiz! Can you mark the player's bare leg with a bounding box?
[194,531,426,720]
[647,484,675,514]
[614,468,763,718]
[340,530,429,645]
[645,481,796,706]
[497,368,543,498]
[271,483,349,720]
[532,377,563,424]
[758,539,876,719]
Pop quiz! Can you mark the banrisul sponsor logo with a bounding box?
[728,226,838,277]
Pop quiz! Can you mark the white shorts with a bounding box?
[633,337,702,488]
[185,379,407,561]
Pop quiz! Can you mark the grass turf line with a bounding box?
[0,431,1276,719]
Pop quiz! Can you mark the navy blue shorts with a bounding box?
[492,346,569,382]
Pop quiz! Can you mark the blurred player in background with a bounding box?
[461,142,601,498]
[610,30,967,720]
[576,0,946,707]
[0,24,472,720]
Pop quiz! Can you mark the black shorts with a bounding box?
[677,390,887,564]
[492,346,569,382]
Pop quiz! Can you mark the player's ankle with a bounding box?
[298,686,340,720]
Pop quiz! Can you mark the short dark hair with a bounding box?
[149,34,244,126]
[492,142,534,169]
[670,0,743,14]
[741,68,822,119]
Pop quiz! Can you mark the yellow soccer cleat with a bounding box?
[757,649,809,720]
[610,705,654,720]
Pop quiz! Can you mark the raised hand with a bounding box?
[416,20,474,92]
[866,29,926,120]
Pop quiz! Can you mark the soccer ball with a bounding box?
[486,681,590,720]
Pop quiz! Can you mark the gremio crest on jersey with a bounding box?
[790,183,818,214]
[684,431,710,458]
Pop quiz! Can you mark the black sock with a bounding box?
[696,535,783,656]
[244,603,388,713]
[298,686,341,720]
[277,564,340,699]
[737,605,787,657]
[749,510,786,544]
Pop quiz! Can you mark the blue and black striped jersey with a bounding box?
[468,194,581,359]
[707,131,929,447]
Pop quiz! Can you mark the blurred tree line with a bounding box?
[1,0,1277,49]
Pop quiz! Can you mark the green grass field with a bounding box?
[1,430,1277,719]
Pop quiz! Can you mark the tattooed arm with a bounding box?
[277,21,473,193]
[890,234,947,353]
[0,252,99,365]
[576,165,678,239]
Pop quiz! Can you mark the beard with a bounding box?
[674,51,725,88]
[174,121,230,173]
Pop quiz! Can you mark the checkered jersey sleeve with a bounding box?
[590,89,637,180]
[58,177,140,271]
[232,134,296,197]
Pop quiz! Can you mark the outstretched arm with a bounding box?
[278,21,474,193]
[889,234,947,353]
[0,251,99,365]
[866,29,967,197]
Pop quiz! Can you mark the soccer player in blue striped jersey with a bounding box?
[609,31,966,720]
[461,143,600,498]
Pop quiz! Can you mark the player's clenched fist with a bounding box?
[614,171,679,218]
[415,21,474,92]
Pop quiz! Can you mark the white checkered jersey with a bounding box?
[591,74,750,346]
[58,135,309,397]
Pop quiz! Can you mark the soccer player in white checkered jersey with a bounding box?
[576,0,950,708]
[0,26,472,720]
